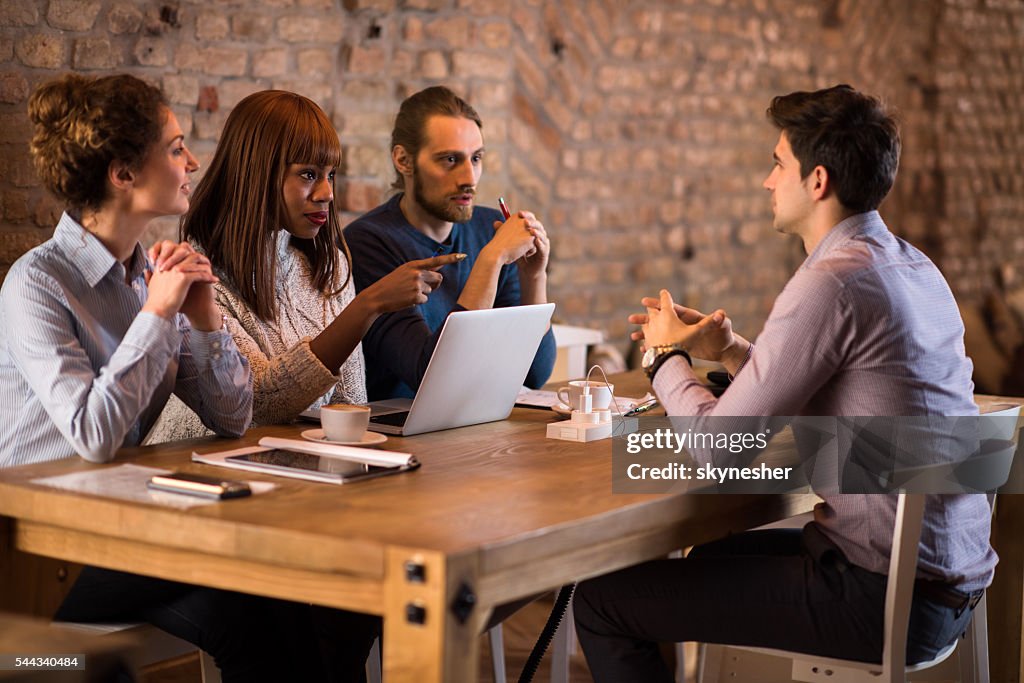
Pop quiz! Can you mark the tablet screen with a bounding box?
[226,449,366,479]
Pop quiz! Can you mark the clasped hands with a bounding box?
[629,289,750,370]
[142,240,222,331]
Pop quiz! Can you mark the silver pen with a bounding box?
[624,398,659,417]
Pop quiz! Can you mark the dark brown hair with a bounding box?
[767,84,901,213]
[28,73,167,212]
[390,85,482,189]
[182,90,347,322]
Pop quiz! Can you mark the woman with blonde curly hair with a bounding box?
[0,73,319,682]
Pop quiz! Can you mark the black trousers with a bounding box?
[56,566,380,683]
[573,526,976,683]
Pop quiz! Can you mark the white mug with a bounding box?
[557,380,614,411]
[320,404,371,442]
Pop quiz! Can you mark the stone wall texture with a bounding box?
[2,0,1023,380]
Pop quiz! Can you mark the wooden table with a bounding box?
[0,372,818,682]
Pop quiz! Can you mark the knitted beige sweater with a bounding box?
[147,231,366,443]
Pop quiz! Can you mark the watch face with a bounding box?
[641,346,658,369]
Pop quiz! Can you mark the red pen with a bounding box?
[498,196,511,220]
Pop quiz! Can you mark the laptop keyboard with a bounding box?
[370,411,409,427]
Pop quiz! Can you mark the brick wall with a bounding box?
[2,0,1023,366]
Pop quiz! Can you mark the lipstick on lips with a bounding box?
[305,211,328,226]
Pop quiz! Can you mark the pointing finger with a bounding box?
[406,253,467,270]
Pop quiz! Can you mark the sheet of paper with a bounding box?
[257,436,414,467]
[31,463,274,510]
[515,388,562,408]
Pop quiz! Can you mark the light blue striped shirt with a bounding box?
[0,212,252,467]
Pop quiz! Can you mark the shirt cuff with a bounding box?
[651,355,717,415]
[189,325,233,368]
[652,354,698,393]
[731,343,755,379]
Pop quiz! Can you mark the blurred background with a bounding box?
[1,0,1022,392]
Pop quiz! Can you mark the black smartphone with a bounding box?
[147,472,252,500]
[706,370,732,386]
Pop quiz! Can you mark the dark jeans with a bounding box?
[573,526,976,683]
[56,567,380,683]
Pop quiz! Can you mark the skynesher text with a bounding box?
[627,462,794,483]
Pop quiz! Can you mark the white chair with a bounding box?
[366,636,382,683]
[700,406,1022,683]
[54,621,221,682]
[551,324,605,383]
[549,598,575,683]
[547,579,680,683]
[366,624,507,683]
[488,624,508,683]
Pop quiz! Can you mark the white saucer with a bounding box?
[551,403,573,417]
[300,429,387,447]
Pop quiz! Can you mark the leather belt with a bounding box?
[914,580,984,616]
[804,524,984,618]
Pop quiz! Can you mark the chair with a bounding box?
[54,621,221,682]
[551,324,605,383]
[700,406,1022,683]
[366,625,507,683]
[547,579,679,683]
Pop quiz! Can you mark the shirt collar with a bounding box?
[51,211,147,287]
[803,210,887,268]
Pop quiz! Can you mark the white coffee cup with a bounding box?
[320,404,371,442]
[557,380,615,411]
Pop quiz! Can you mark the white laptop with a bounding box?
[305,303,555,436]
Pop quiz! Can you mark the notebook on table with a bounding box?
[302,303,555,436]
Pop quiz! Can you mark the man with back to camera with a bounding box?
[344,86,556,400]
[573,85,990,681]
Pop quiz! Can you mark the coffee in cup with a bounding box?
[557,380,615,411]
[320,404,371,442]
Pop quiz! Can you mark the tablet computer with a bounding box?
[224,448,420,484]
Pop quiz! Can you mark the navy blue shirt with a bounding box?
[345,193,556,400]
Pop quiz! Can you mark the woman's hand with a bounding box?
[141,241,221,330]
[358,252,466,314]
